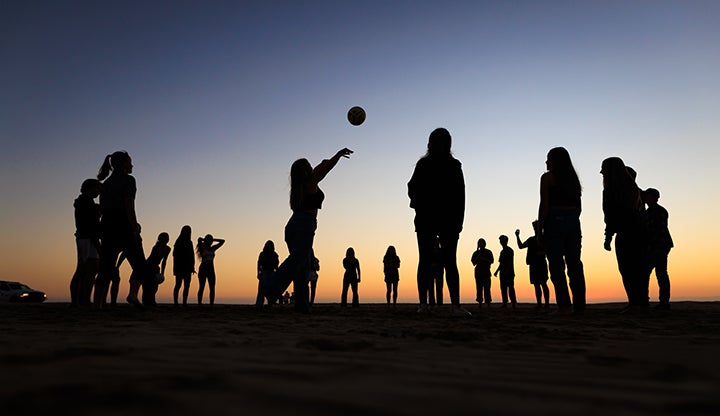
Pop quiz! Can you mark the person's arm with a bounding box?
[356,260,361,283]
[117,253,126,268]
[310,148,353,185]
[211,239,225,251]
[538,172,552,233]
[160,250,169,275]
[515,229,526,248]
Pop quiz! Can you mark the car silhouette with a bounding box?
[0,281,47,303]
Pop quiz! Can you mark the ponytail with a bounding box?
[97,154,112,181]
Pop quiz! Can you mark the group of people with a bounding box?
[70,151,225,308]
[73,130,672,314]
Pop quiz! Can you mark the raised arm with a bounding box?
[515,229,526,249]
[211,239,225,251]
[310,148,353,185]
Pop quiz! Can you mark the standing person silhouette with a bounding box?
[601,157,650,313]
[643,188,674,310]
[538,147,586,315]
[494,235,517,308]
[263,148,353,313]
[308,250,320,306]
[196,234,225,306]
[172,225,195,306]
[93,151,150,308]
[515,223,550,310]
[408,128,468,316]
[145,232,171,306]
[470,238,494,308]
[70,178,102,307]
[341,247,361,307]
[383,245,401,307]
[256,240,279,307]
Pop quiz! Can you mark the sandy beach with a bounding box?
[1,302,718,415]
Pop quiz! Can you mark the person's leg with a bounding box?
[392,282,398,305]
[509,279,517,307]
[474,274,482,304]
[208,272,216,305]
[483,277,492,305]
[416,232,435,305]
[386,282,391,304]
[545,217,572,309]
[81,258,98,306]
[174,276,181,305]
[95,237,121,308]
[439,233,460,306]
[341,280,349,307]
[310,280,317,305]
[256,276,265,307]
[542,282,550,306]
[565,218,586,311]
[654,251,670,305]
[70,257,82,306]
[266,213,316,308]
[351,281,359,307]
[182,276,190,305]
[534,283,542,305]
[123,237,148,306]
[197,268,207,304]
[500,278,509,306]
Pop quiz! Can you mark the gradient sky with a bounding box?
[2,0,719,304]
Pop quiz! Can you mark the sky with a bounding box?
[2,0,720,304]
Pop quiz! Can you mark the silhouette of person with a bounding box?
[196,234,225,306]
[494,235,516,308]
[172,225,195,306]
[470,238,494,308]
[256,240,279,307]
[144,232,171,306]
[428,236,444,306]
[515,223,550,309]
[308,250,320,306]
[601,157,651,312]
[262,148,353,313]
[408,128,468,316]
[383,245,401,307]
[538,147,586,315]
[70,178,102,307]
[341,247,361,307]
[643,187,674,310]
[94,151,150,308]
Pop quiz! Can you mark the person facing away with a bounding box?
[308,250,320,306]
[494,235,516,308]
[262,148,353,313]
[144,232,171,306]
[408,128,469,316]
[643,187,674,310]
[470,238,494,308]
[93,151,151,308]
[70,178,102,308]
[256,240,279,307]
[341,247,361,307]
[601,157,651,313]
[538,146,586,315]
[515,222,550,310]
[172,225,195,306]
[383,245,401,307]
[196,234,225,306]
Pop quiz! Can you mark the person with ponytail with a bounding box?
[94,151,150,307]
[263,147,353,313]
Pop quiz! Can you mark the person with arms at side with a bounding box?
[341,247,361,307]
[516,223,550,310]
[196,234,225,306]
[93,151,150,308]
[494,235,517,309]
[408,128,468,316]
[70,178,102,308]
[601,157,650,313]
[383,245,401,308]
[256,240,279,307]
[173,225,195,306]
[470,238,494,309]
[263,148,353,313]
[644,187,673,310]
[538,147,586,315]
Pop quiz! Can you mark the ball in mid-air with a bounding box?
[347,106,366,126]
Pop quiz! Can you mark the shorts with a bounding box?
[76,238,99,262]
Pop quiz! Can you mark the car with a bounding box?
[0,281,47,303]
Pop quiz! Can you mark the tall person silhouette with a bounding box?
[256,240,279,307]
[196,234,225,306]
[538,147,586,315]
[408,128,469,316]
[263,148,353,313]
[515,223,550,309]
[172,225,195,306]
[470,238,493,308]
[383,245,401,307]
[94,151,150,308]
[341,247,361,307]
[70,179,102,307]
[643,188,674,309]
[494,235,517,308]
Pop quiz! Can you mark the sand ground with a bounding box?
[1,302,719,415]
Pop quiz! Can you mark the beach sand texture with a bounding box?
[1,302,718,415]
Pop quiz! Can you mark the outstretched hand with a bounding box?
[336,148,353,159]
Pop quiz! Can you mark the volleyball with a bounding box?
[347,106,366,126]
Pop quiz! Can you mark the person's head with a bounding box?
[80,178,102,198]
[644,188,660,205]
[157,232,169,245]
[263,240,275,252]
[346,247,355,258]
[385,245,396,256]
[289,158,313,210]
[600,157,630,187]
[532,220,541,233]
[477,238,486,249]
[426,128,452,157]
[97,151,132,180]
[499,235,509,246]
[546,147,581,195]
[180,225,191,239]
